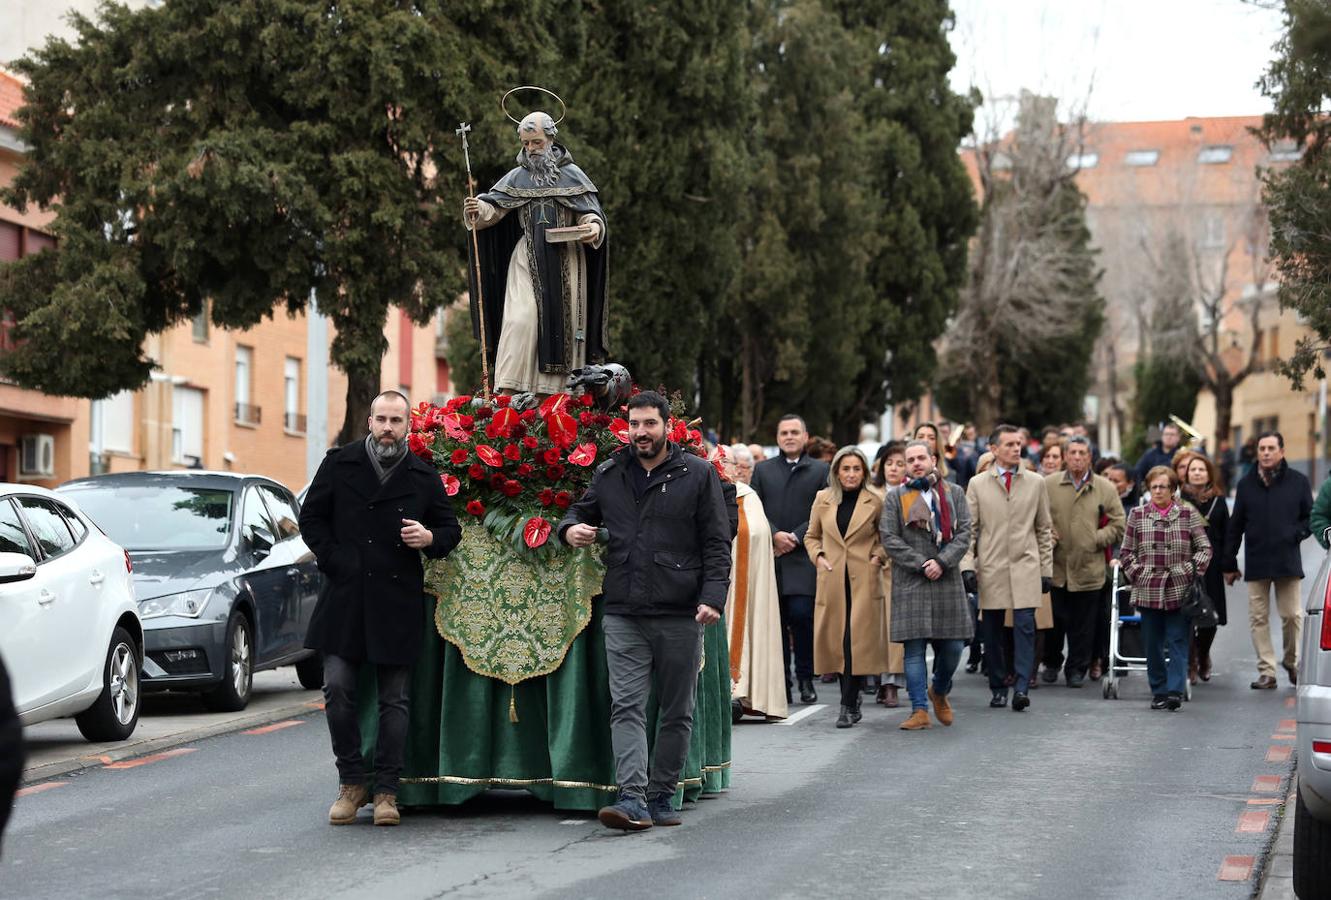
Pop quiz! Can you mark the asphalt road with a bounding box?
[3,544,1319,900]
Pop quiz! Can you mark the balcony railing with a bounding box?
[284,412,307,434]
[234,403,262,426]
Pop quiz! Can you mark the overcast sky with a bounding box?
[947,0,1286,129]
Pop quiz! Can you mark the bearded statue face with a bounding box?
[517,112,562,186]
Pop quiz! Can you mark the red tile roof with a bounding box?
[0,69,26,130]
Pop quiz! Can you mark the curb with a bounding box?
[22,698,325,785]
[1257,775,1297,900]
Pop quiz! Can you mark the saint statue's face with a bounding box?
[521,129,549,156]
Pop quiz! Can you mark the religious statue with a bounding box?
[462,98,609,397]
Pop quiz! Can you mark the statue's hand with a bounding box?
[580,221,602,245]
[463,196,481,226]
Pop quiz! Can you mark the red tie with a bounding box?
[1003,471,1012,494]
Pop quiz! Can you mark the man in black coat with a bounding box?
[559,391,730,832]
[299,390,461,826]
[750,414,829,703]
[1221,431,1312,690]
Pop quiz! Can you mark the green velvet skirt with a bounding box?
[357,596,732,810]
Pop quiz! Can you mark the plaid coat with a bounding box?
[1119,502,1212,611]
[879,482,975,642]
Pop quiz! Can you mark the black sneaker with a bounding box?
[1039,667,1059,684]
[1066,673,1085,689]
[1165,693,1183,711]
[1012,692,1030,712]
[989,691,1007,708]
[1150,695,1168,710]
[598,797,654,831]
[647,795,682,826]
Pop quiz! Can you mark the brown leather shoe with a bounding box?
[1284,663,1298,686]
[883,684,900,708]
[1199,655,1212,682]
[373,792,400,826]
[899,709,931,730]
[1188,662,1199,686]
[927,686,953,726]
[1251,675,1278,690]
[329,783,370,825]
[1089,660,1103,681]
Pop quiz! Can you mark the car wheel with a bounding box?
[75,627,141,742]
[294,652,323,690]
[1295,781,1331,898]
[203,611,253,712]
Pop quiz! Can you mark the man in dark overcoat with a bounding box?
[300,390,461,826]
[750,414,829,703]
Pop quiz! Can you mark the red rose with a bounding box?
[489,472,507,490]
[484,422,501,440]
[468,463,486,480]
[517,463,534,477]
[458,415,475,429]
[594,413,612,426]
[450,448,470,465]
[503,444,522,461]
[501,479,523,498]
[579,393,596,408]
[545,464,566,480]
[495,394,511,407]
[554,491,573,509]
[520,436,537,450]
[407,432,432,459]
[474,406,494,420]
[579,411,594,425]
[466,500,485,517]
[511,422,528,439]
[455,395,473,407]
[538,488,555,507]
[542,448,562,465]
[520,409,537,423]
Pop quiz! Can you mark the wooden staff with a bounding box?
[456,121,491,401]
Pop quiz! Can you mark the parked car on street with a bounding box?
[0,484,142,742]
[59,472,324,712]
[1295,548,1331,898]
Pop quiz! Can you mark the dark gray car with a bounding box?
[58,471,323,710]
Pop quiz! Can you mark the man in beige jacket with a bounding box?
[962,425,1054,711]
[1041,437,1125,688]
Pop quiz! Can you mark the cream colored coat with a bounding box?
[962,466,1054,611]
[805,488,891,675]
[726,484,788,719]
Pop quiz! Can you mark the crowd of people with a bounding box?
[717,414,1321,729]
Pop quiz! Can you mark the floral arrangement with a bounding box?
[408,391,709,559]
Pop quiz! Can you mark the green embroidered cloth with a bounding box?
[427,521,604,685]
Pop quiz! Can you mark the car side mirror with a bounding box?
[247,526,274,559]
[0,552,37,584]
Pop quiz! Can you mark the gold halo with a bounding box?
[500,85,567,127]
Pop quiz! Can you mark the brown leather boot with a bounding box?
[899,709,931,730]
[883,684,900,708]
[373,792,401,826]
[328,784,370,825]
[927,686,954,726]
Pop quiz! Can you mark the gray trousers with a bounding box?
[603,613,704,805]
[322,654,410,795]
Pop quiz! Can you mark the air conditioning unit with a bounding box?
[19,434,55,478]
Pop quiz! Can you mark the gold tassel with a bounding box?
[509,685,519,724]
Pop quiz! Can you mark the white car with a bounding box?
[0,484,142,742]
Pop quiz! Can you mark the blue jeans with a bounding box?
[1138,607,1189,697]
[903,639,966,711]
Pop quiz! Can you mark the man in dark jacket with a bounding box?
[299,390,461,826]
[0,653,22,857]
[559,391,730,832]
[750,414,829,703]
[1222,431,1312,690]
[1134,422,1182,483]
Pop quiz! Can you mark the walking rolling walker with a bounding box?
[1102,564,1191,701]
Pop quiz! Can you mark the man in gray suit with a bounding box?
[750,414,830,703]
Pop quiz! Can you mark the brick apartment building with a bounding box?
[1,67,457,493]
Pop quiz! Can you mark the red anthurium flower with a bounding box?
[554,491,573,509]
[492,407,520,437]
[545,464,566,480]
[495,394,511,407]
[568,443,597,467]
[475,444,503,467]
[442,413,470,440]
[523,516,552,549]
[517,463,534,477]
[501,479,523,498]
[546,411,578,448]
[522,435,539,450]
[609,418,630,443]
[503,444,522,461]
[441,474,461,496]
[541,448,562,465]
[466,500,485,517]
[450,448,469,465]
[538,392,572,418]
[468,463,486,480]
[538,488,555,507]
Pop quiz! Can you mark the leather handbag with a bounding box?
[1181,577,1219,628]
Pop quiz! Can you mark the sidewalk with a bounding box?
[21,667,324,784]
[1258,778,1297,900]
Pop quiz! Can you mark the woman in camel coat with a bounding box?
[806,446,891,728]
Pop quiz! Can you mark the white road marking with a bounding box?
[559,819,588,825]
[776,704,827,726]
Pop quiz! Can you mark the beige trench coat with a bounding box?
[962,467,1054,611]
[805,488,891,675]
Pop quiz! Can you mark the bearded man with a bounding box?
[463,111,609,395]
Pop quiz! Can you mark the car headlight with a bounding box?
[140,589,213,619]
